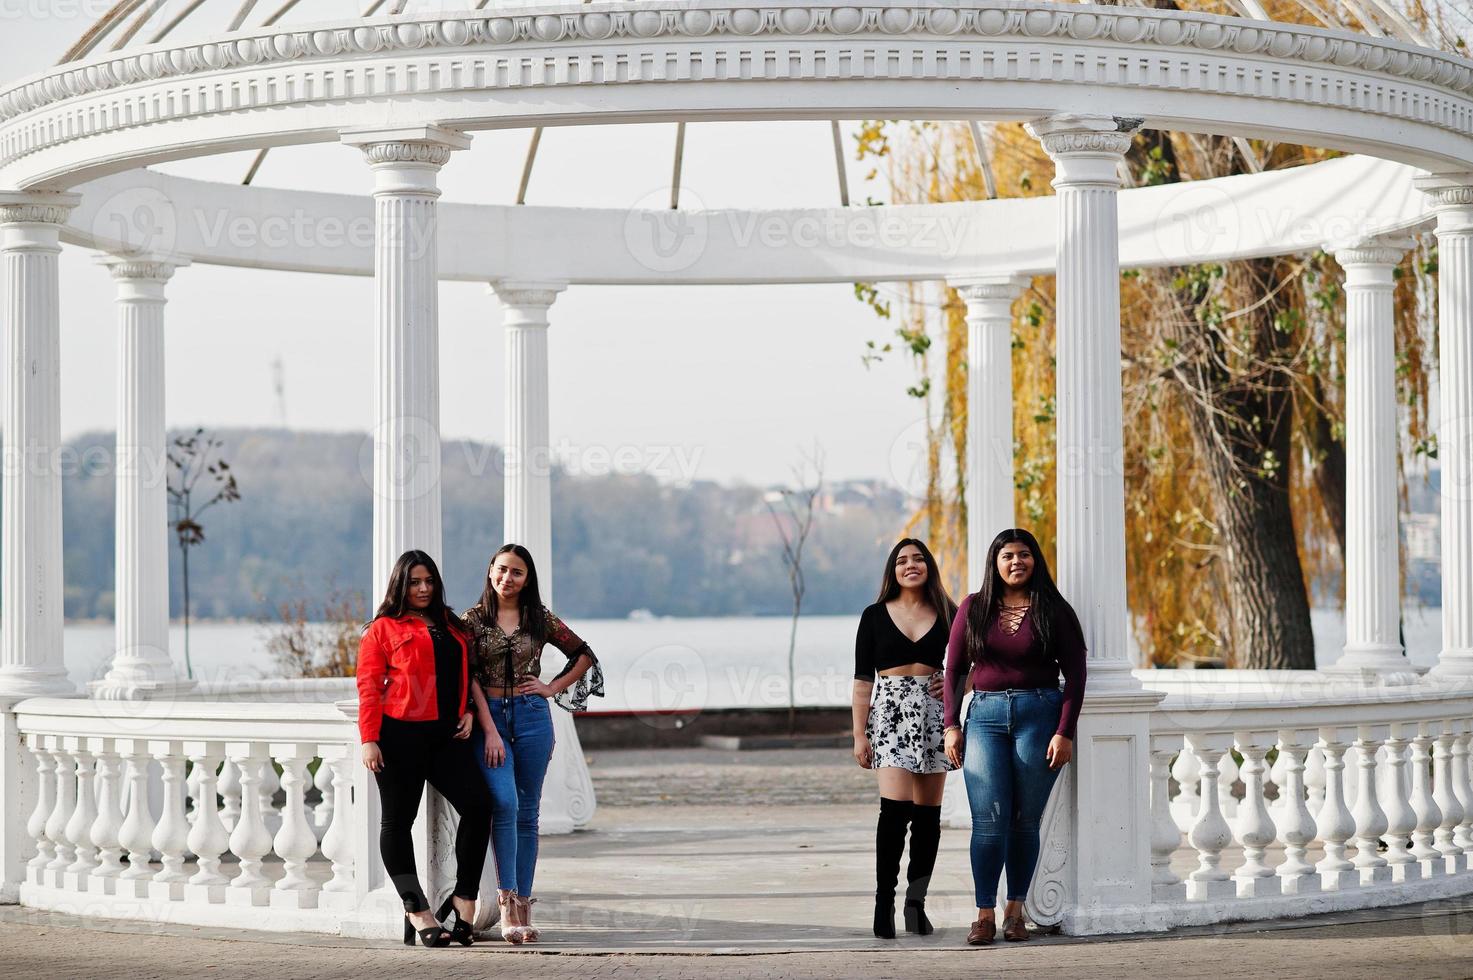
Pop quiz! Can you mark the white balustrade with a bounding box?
[24,740,55,875]
[1432,725,1466,874]
[311,756,335,844]
[62,738,99,883]
[318,750,354,896]
[271,744,320,904]
[1314,730,1359,891]
[1232,732,1277,897]
[89,741,126,886]
[1453,726,1473,856]
[1170,744,1201,833]
[1273,730,1319,894]
[184,744,229,894]
[116,739,156,891]
[150,741,192,894]
[43,737,75,880]
[1184,734,1235,901]
[1348,727,1390,885]
[1409,726,1444,875]
[218,758,242,833]
[1148,739,1183,899]
[228,748,275,902]
[258,761,283,839]
[1380,728,1421,883]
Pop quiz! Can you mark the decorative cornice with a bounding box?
[1,3,1472,179]
[103,258,180,282]
[0,193,77,225]
[493,282,565,309]
[1036,130,1136,158]
[1332,237,1415,269]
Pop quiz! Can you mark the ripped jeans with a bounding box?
[960,688,1063,908]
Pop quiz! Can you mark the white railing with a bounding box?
[11,695,382,934]
[1143,671,1473,927]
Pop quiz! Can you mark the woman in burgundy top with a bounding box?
[852,538,956,939]
[941,528,1086,946]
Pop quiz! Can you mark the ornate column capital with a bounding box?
[341,125,471,196]
[1331,236,1416,291]
[950,273,1031,306]
[0,191,80,227]
[1025,114,1142,188]
[491,280,567,320]
[1414,174,1473,235]
[99,253,189,283]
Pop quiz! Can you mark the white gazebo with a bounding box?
[1,0,1472,939]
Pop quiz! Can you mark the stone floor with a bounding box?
[1,747,1470,978]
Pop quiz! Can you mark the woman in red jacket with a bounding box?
[357,549,493,948]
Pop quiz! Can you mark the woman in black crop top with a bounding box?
[853,538,957,939]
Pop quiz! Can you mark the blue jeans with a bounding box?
[961,688,1063,907]
[472,694,555,895]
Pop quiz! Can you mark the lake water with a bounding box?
[61,607,1447,714]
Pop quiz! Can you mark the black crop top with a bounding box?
[853,602,948,681]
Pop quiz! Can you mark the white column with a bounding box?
[1025,113,1140,688]
[1327,237,1416,679]
[92,255,195,699]
[492,281,565,602]
[951,275,1028,593]
[343,126,470,601]
[0,192,79,698]
[1020,115,1162,936]
[1416,177,1473,678]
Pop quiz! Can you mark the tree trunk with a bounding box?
[1303,373,1347,559]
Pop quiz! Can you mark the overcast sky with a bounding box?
[0,9,933,489]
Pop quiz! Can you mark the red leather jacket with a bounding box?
[356,614,469,743]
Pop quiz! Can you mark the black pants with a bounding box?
[374,716,494,913]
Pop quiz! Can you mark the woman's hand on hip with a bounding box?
[944,727,963,769]
[482,730,506,768]
[926,672,945,700]
[1046,734,1073,769]
[515,676,554,698]
[361,741,384,773]
[853,735,874,770]
[454,712,474,740]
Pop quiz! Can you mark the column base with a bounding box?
[1428,652,1473,681]
[88,674,198,701]
[0,668,76,699]
[1321,650,1422,685]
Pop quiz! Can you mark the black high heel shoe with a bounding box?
[436,896,476,946]
[903,898,934,935]
[873,894,896,939]
[403,913,451,947]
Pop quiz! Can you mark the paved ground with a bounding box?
[1,747,1470,978]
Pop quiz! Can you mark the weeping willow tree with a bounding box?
[855,0,1450,668]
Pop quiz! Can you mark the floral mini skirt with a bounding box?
[865,674,955,774]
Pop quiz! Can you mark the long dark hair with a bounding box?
[469,543,548,647]
[371,549,464,635]
[963,528,1069,661]
[874,537,957,627]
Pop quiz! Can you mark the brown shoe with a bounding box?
[1002,915,1030,941]
[966,917,996,946]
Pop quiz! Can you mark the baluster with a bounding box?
[227,747,274,903]
[1348,726,1390,885]
[24,739,56,878]
[218,758,241,833]
[62,738,99,886]
[1305,745,1327,817]
[1273,730,1319,894]
[89,739,126,889]
[185,763,202,827]
[1409,725,1444,876]
[184,742,229,896]
[149,741,191,896]
[258,761,282,838]
[1268,748,1289,819]
[1218,750,1241,827]
[1432,724,1466,874]
[1450,724,1473,862]
[271,745,320,905]
[318,749,355,896]
[1313,729,1358,890]
[1170,744,1201,833]
[1185,734,1235,900]
[1148,738,1183,898]
[43,736,76,883]
[1233,732,1278,897]
[1380,726,1421,883]
[311,756,334,844]
[116,739,157,894]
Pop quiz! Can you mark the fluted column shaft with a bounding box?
[493,282,565,604]
[952,275,1028,593]
[1027,114,1141,689]
[0,192,79,698]
[344,126,469,600]
[1417,179,1473,678]
[1331,239,1414,675]
[93,257,195,699]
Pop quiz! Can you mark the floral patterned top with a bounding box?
[462,604,604,712]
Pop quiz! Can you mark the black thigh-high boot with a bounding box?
[904,803,942,935]
[874,798,912,938]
